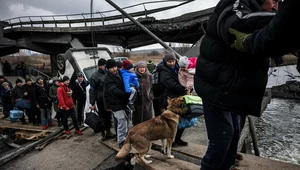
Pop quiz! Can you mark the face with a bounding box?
[55,81,60,86]
[0,78,4,83]
[3,85,9,89]
[77,76,84,82]
[166,60,176,68]
[26,81,32,85]
[138,66,146,74]
[38,79,44,84]
[64,80,70,86]
[261,0,280,11]
[17,82,22,87]
[99,65,105,71]
[108,66,117,74]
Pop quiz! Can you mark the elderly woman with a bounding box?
[132,61,154,126]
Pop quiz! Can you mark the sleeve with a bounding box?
[10,88,16,106]
[185,73,194,91]
[122,73,131,93]
[244,0,300,57]
[57,87,67,109]
[89,76,97,106]
[33,86,39,106]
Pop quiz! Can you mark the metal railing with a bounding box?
[3,0,194,29]
[28,66,52,81]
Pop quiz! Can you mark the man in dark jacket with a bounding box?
[11,79,26,123]
[0,75,13,119]
[104,59,130,148]
[89,58,114,140]
[194,0,280,169]
[72,72,89,126]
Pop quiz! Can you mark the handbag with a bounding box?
[84,110,105,133]
[15,98,31,109]
[182,95,204,118]
[178,117,198,129]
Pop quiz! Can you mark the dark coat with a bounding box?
[132,68,154,126]
[33,83,51,109]
[157,61,186,109]
[104,70,129,112]
[11,85,25,107]
[49,83,59,112]
[71,79,88,102]
[89,69,106,105]
[194,0,278,117]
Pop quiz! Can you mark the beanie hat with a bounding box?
[98,58,107,66]
[25,78,32,82]
[16,78,22,84]
[147,60,153,64]
[106,59,117,69]
[122,60,133,70]
[136,61,147,68]
[36,76,43,81]
[0,75,5,79]
[178,56,189,68]
[62,76,70,82]
[77,72,84,77]
[257,0,265,6]
[163,52,176,62]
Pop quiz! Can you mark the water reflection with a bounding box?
[256,98,300,164]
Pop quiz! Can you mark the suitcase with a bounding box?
[182,95,204,119]
[10,109,24,122]
[84,111,105,133]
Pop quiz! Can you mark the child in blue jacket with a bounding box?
[120,60,140,111]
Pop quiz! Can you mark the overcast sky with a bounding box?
[0,0,219,50]
[0,0,218,20]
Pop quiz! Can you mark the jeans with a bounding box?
[200,100,241,170]
[113,110,129,144]
[40,108,52,126]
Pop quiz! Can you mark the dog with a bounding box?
[115,96,184,164]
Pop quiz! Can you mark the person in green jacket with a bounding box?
[49,77,61,126]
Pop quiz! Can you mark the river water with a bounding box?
[256,98,300,165]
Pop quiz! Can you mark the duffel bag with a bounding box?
[182,95,204,118]
[84,111,105,133]
[15,98,31,109]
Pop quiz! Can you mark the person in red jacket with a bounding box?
[57,76,83,135]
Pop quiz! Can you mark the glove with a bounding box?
[229,28,250,53]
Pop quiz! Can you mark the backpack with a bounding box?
[181,95,204,118]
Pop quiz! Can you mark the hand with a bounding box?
[106,109,112,112]
[24,92,28,96]
[36,105,40,108]
[229,28,250,52]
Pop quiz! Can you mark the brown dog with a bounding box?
[115,96,184,164]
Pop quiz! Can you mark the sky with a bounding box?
[0,0,219,50]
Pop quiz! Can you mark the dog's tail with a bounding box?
[115,137,132,160]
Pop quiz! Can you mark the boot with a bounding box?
[105,129,115,138]
[101,131,106,141]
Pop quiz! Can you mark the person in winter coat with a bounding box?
[72,72,89,126]
[89,58,114,141]
[178,56,197,95]
[194,0,280,169]
[0,75,13,119]
[1,82,13,119]
[57,76,83,135]
[23,78,40,125]
[157,51,187,147]
[120,60,140,111]
[132,61,154,126]
[49,77,62,126]
[34,76,53,130]
[11,79,26,123]
[104,59,130,149]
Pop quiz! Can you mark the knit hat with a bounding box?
[136,61,147,68]
[52,77,60,82]
[163,52,176,62]
[122,60,133,70]
[98,58,107,66]
[62,76,70,82]
[0,75,4,79]
[147,60,153,64]
[106,59,117,69]
[36,76,43,81]
[16,79,22,84]
[178,56,189,68]
[25,78,32,82]
[77,72,84,77]
[257,0,265,6]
